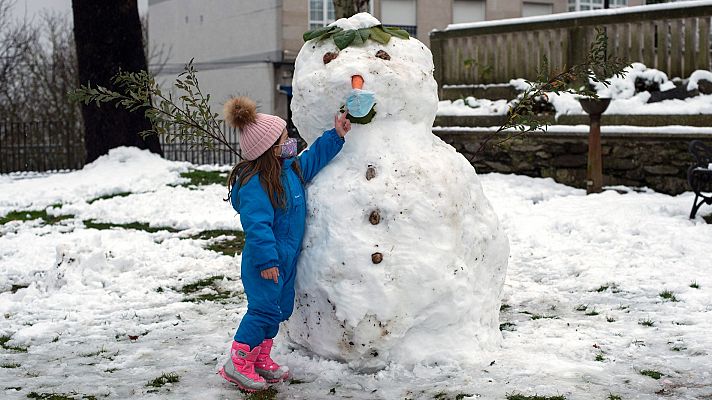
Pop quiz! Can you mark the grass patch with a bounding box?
[178,275,240,303]
[87,191,133,204]
[689,281,700,289]
[640,369,663,380]
[506,393,566,400]
[499,322,516,331]
[608,395,622,400]
[638,318,655,327]
[659,290,679,302]
[190,229,246,256]
[244,387,278,400]
[1,362,21,368]
[146,372,180,388]
[529,314,559,320]
[83,220,178,233]
[0,209,73,226]
[595,353,605,362]
[500,303,511,311]
[606,316,616,323]
[179,170,226,187]
[575,304,588,312]
[27,393,97,400]
[289,379,305,384]
[0,335,27,352]
[594,282,618,292]
[585,308,600,316]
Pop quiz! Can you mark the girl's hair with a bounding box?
[225,139,303,209]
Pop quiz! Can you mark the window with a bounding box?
[568,0,628,11]
[309,0,335,30]
[453,0,486,24]
[522,2,554,17]
[381,0,417,36]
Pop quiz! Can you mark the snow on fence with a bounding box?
[0,121,242,173]
[430,1,712,87]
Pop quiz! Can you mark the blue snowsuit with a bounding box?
[230,128,344,349]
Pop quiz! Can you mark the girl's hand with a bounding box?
[334,112,351,138]
[261,267,279,284]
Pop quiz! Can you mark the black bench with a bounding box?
[688,140,712,219]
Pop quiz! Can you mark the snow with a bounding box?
[329,12,380,31]
[687,70,712,91]
[436,64,712,118]
[432,124,712,135]
[437,97,509,116]
[291,13,509,370]
[443,0,711,31]
[1,150,711,399]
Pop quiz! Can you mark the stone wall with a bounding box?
[433,129,712,195]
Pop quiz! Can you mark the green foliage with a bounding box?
[474,27,630,155]
[177,274,241,303]
[595,353,605,362]
[27,393,97,400]
[659,290,679,302]
[69,60,239,158]
[82,220,178,233]
[638,318,655,327]
[87,192,133,204]
[0,210,73,226]
[244,387,279,400]
[640,370,663,380]
[146,372,180,387]
[179,169,226,187]
[506,393,566,400]
[0,335,27,352]
[690,281,700,289]
[303,24,409,49]
[499,322,516,331]
[608,395,622,400]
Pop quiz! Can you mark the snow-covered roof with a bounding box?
[441,0,712,32]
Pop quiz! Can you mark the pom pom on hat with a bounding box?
[223,96,287,160]
[224,96,257,129]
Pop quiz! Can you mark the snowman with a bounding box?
[284,13,509,371]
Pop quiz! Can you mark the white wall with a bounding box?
[522,2,554,17]
[452,0,486,24]
[380,0,417,26]
[148,0,281,114]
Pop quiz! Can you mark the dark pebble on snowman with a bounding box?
[372,252,383,264]
[369,210,381,225]
[366,165,376,180]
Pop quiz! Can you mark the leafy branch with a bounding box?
[69,59,240,158]
[303,24,410,49]
[474,27,630,156]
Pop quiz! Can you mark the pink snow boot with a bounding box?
[218,341,267,392]
[254,338,290,383]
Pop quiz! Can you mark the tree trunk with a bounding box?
[333,0,370,20]
[72,0,162,163]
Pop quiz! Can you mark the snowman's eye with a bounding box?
[375,50,391,61]
[323,52,339,64]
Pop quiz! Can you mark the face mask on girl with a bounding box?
[275,137,298,159]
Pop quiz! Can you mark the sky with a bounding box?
[8,0,148,23]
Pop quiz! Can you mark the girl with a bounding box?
[218,96,351,392]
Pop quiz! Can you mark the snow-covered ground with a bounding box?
[1,147,711,399]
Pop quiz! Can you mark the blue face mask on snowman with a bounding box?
[345,89,376,118]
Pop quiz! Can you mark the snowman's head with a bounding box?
[291,13,438,143]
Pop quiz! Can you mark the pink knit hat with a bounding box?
[223,96,287,160]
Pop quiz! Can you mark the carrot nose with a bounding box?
[351,75,364,89]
